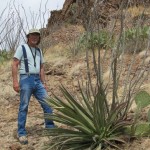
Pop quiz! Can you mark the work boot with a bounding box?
[18,135,28,145]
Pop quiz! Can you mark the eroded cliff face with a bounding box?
[47,0,117,28]
[42,0,150,37]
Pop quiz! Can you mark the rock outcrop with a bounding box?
[41,0,150,37]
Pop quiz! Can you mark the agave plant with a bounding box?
[45,83,132,150]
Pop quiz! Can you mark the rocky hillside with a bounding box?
[41,0,150,36]
[40,0,150,49]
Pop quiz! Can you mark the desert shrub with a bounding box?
[0,50,12,64]
[123,26,150,53]
[77,30,114,51]
[71,26,150,56]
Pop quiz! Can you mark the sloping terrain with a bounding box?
[0,39,150,150]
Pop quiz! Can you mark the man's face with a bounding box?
[28,33,40,45]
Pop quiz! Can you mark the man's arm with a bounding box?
[40,63,47,89]
[12,58,20,93]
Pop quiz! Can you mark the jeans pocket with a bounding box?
[20,75,29,81]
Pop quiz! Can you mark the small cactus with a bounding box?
[135,91,150,108]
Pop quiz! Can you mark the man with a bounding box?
[12,29,54,145]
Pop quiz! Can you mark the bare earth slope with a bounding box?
[0,45,150,150]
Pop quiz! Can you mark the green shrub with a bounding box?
[77,30,114,50]
[0,50,12,64]
[123,26,150,53]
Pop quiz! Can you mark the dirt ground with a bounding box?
[0,46,150,150]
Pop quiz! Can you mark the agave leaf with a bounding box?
[62,137,90,144]
[45,131,92,149]
[135,91,150,108]
[55,135,92,150]
[78,81,94,117]
[105,136,126,144]
[46,113,94,134]
[49,114,93,133]
[107,102,127,125]
[44,113,78,126]
[46,95,73,111]
[108,120,131,136]
[59,85,96,130]
[87,142,101,150]
[93,91,106,133]
[47,112,95,136]
[103,138,123,150]
[44,127,83,135]
[45,136,64,150]
[102,102,128,137]
[60,85,93,119]
[47,95,95,131]
[50,133,91,143]
[94,143,102,150]
[74,125,94,134]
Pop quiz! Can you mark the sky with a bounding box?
[1,0,65,12]
[0,0,65,49]
[0,0,65,28]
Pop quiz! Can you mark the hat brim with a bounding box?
[27,32,40,36]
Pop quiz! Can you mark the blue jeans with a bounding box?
[18,74,54,137]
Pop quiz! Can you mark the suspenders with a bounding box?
[22,45,29,74]
[22,45,41,74]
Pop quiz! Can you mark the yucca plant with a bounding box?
[43,1,150,150]
[45,84,131,150]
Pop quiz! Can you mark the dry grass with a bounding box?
[127,6,150,18]
[0,61,16,101]
[44,44,69,63]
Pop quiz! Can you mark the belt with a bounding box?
[20,73,39,76]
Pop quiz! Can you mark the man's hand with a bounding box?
[43,82,48,91]
[13,81,20,93]
[12,58,20,93]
